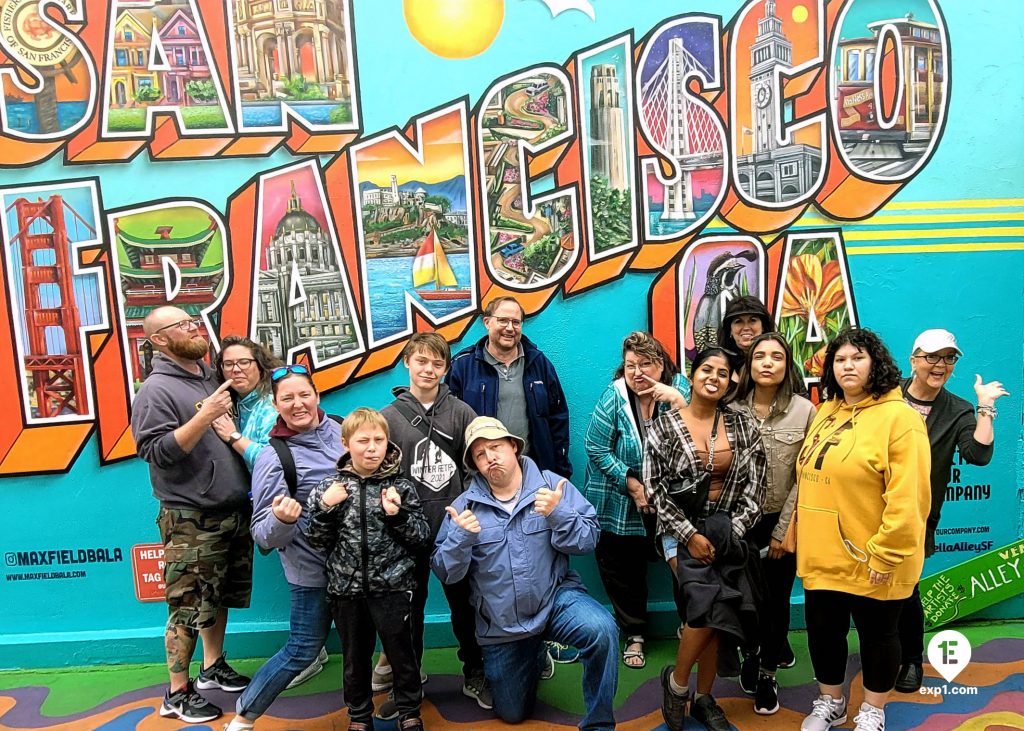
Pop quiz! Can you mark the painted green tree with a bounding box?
[590,176,632,252]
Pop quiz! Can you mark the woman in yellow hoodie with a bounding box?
[795,328,930,731]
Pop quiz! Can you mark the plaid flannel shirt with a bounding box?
[583,375,689,536]
[643,407,766,544]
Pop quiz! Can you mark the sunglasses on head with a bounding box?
[271,364,311,381]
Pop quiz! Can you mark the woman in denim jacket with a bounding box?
[729,333,816,715]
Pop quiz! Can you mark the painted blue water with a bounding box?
[646,205,717,236]
[4,101,88,133]
[241,101,348,128]
[368,253,473,342]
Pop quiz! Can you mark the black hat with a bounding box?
[722,295,772,326]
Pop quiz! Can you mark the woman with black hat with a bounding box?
[717,296,777,375]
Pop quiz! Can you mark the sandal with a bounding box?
[623,635,646,669]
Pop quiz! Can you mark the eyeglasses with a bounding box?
[915,353,959,365]
[489,316,522,329]
[222,358,255,371]
[271,364,310,381]
[156,318,202,333]
[624,360,658,371]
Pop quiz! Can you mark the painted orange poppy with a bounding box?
[781,254,846,326]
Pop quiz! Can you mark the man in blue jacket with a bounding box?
[447,296,572,479]
[432,417,618,731]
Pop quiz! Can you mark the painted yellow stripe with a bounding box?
[882,198,1024,210]
[848,242,1024,255]
[800,212,1024,225]
[843,226,1024,241]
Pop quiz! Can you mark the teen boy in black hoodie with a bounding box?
[374,333,489,719]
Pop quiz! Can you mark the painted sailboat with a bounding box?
[412,229,470,301]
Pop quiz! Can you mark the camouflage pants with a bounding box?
[157,507,254,630]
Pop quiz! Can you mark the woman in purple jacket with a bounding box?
[223,365,343,731]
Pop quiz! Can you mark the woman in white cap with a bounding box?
[894,329,1008,692]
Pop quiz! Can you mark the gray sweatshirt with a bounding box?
[381,384,477,538]
[250,414,344,587]
[131,353,250,511]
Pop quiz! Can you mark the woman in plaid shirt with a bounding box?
[644,347,767,731]
[583,332,689,671]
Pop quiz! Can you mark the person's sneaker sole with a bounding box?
[285,659,324,689]
[754,700,780,715]
[462,686,494,710]
[195,677,248,692]
[159,701,219,723]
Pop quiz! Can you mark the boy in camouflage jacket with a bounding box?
[306,408,430,731]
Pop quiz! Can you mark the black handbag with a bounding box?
[665,409,720,522]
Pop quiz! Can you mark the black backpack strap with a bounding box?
[268,415,342,499]
[269,437,299,497]
[390,400,460,464]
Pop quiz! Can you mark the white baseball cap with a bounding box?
[912,329,963,356]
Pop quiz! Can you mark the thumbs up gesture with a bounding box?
[272,494,303,524]
[445,505,480,533]
[381,486,402,516]
[534,478,566,517]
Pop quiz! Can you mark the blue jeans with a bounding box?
[481,586,618,731]
[236,583,332,719]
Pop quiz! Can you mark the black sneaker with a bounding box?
[894,661,923,693]
[779,638,796,669]
[196,655,250,692]
[754,672,780,715]
[739,652,759,695]
[462,669,494,710]
[691,694,731,731]
[159,680,222,723]
[398,714,424,731]
[660,666,689,731]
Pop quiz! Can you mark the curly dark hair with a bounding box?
[214,335,282,397]
[612,331,680,385]
[820,327,902,400]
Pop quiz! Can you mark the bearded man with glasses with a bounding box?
[895,328,1009,692]
[130,306,254,723]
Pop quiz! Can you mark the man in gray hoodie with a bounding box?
[130,306,253,724]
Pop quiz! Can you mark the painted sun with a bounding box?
[403,0,505,59]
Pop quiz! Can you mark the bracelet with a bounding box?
[977,405,997,419]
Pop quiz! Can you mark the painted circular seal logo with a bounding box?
[0,0,77,67]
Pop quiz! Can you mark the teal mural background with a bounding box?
[0,0,1021,669]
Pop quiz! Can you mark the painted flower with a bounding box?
[804,344,828,377]
[781,254,846,326]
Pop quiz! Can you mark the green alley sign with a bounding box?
[922,539,1024,629]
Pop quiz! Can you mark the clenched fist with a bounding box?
[321,481,349,507]
[445,505,481,533]
[381,486,402,516]
[272,494,302,524]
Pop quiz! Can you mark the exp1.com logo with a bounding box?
[920,630,979,697]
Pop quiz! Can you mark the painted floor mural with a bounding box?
[1,624,1021,730]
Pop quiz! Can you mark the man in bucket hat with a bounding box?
[895,328,1009,692]
[432,417,619,731]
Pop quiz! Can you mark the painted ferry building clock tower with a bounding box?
[736,0,820,203]
[749,0,791,153]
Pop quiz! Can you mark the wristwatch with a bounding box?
[227,431,242,445]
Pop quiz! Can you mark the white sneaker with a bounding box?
[371,661,393,692]
[317,646,330,665]
[853,702,886,731]
[801,694,848,731]
[285,654,325,689]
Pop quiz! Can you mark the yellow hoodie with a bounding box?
[795,387,930,600]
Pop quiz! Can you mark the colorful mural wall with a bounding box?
[0,0,1021,668]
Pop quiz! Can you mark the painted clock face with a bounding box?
[756,84,772,108]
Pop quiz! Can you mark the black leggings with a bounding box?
[804,589,904,693]
[897,583,925,664]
